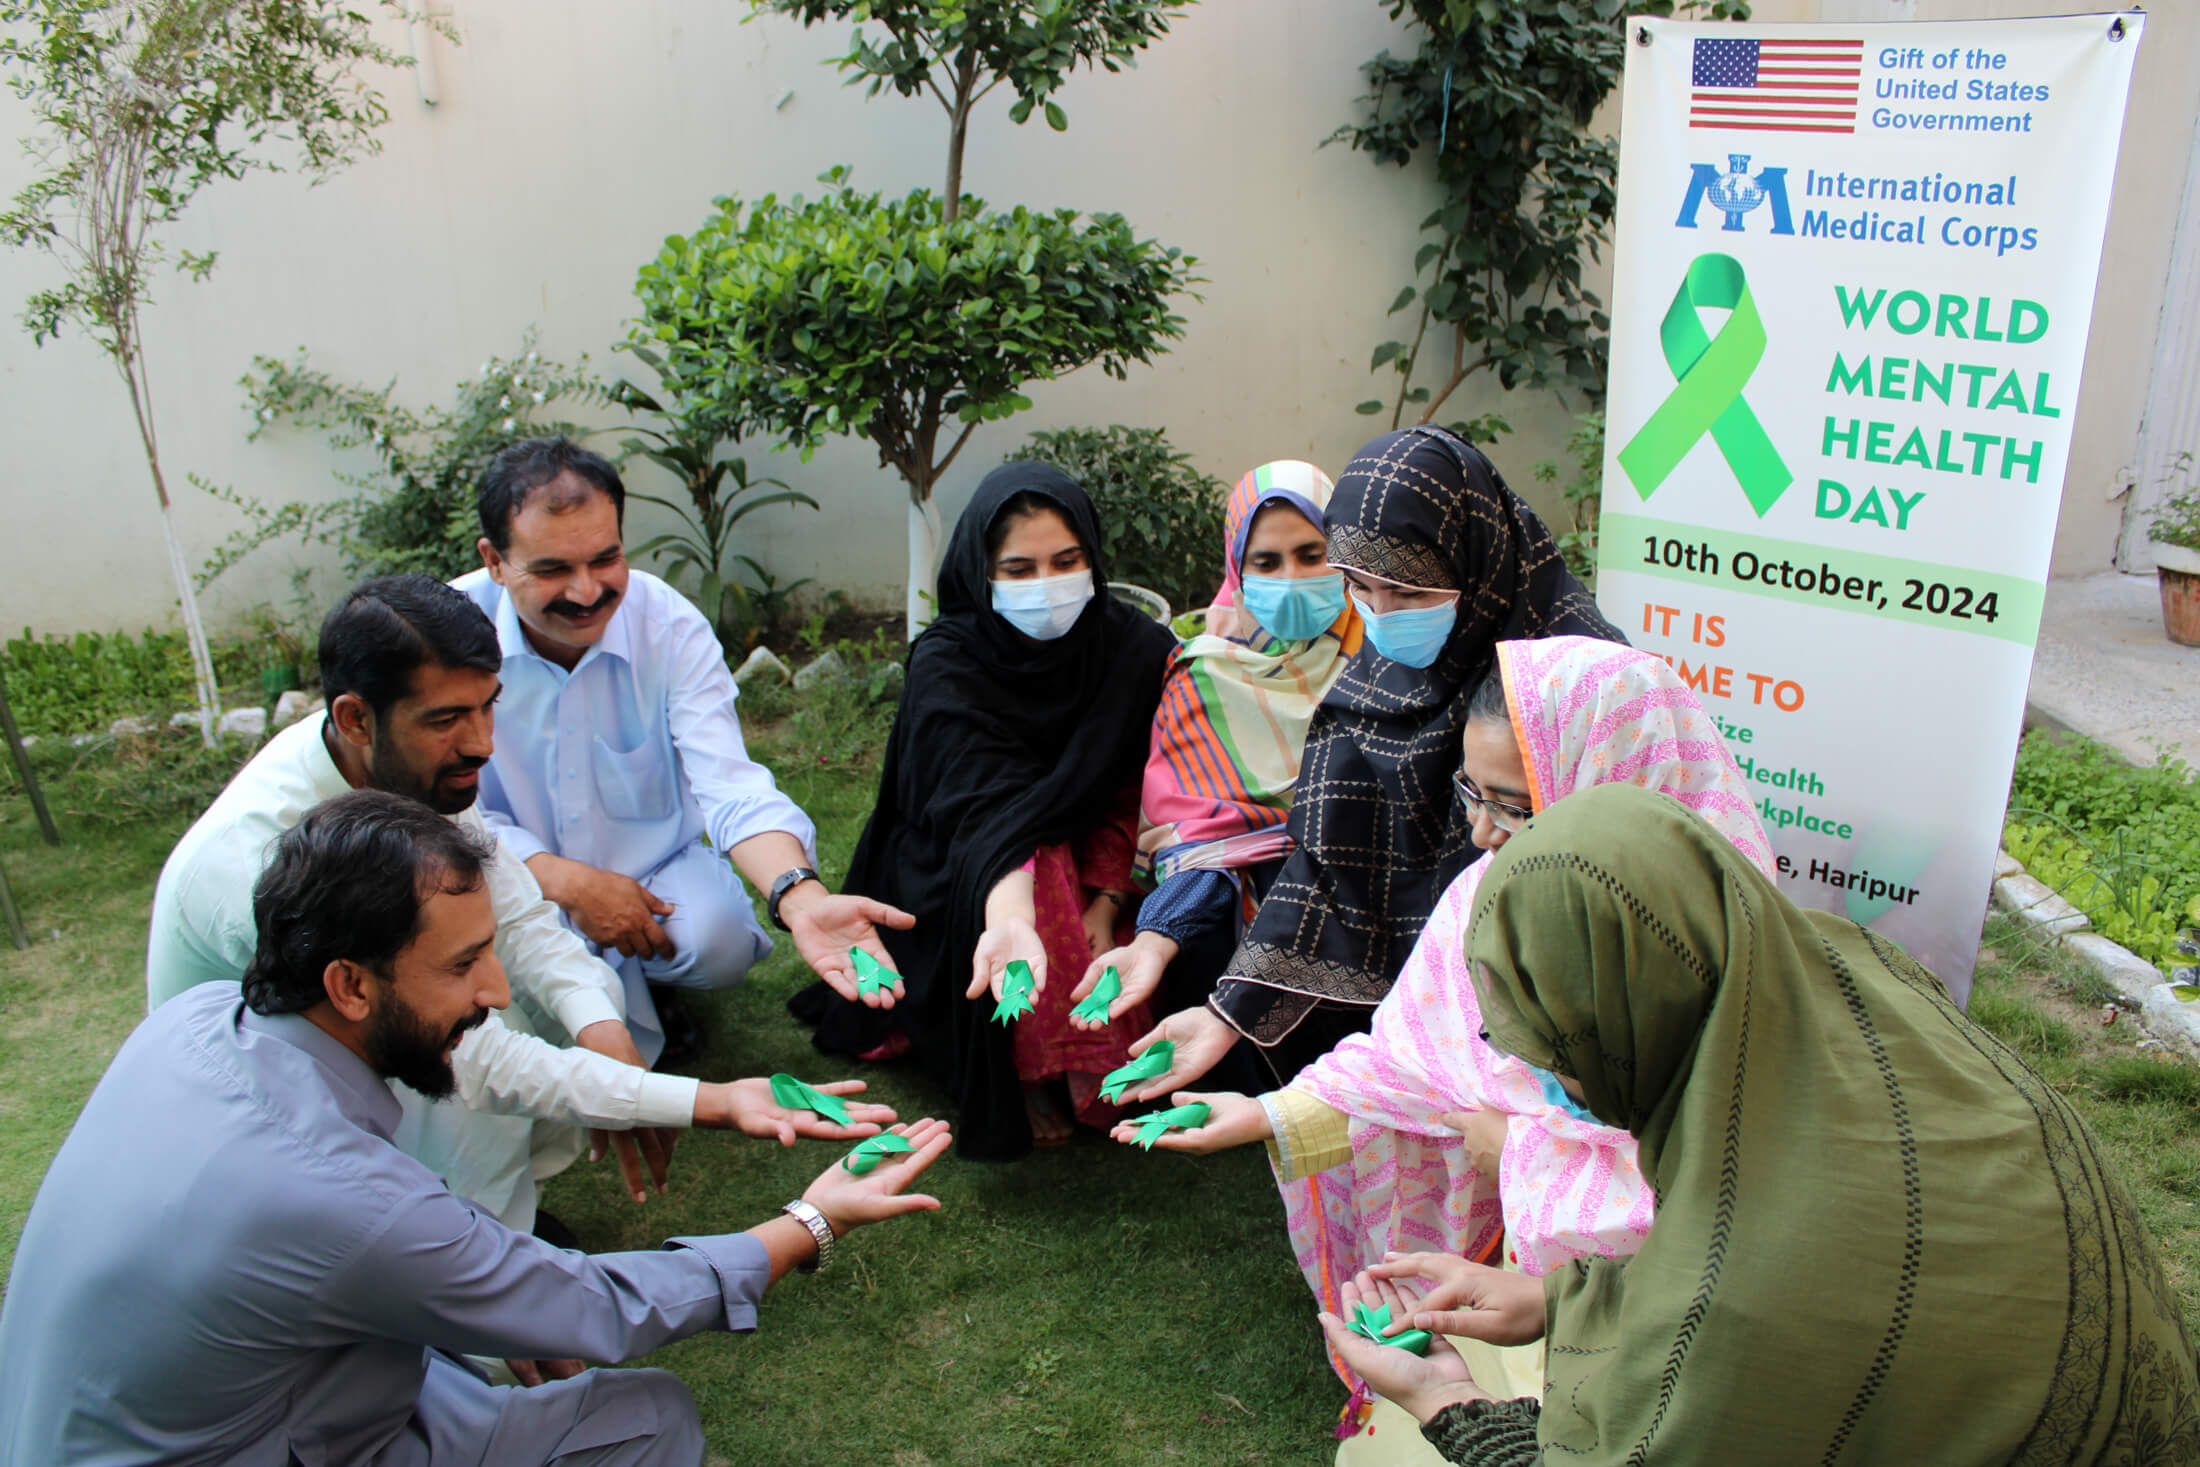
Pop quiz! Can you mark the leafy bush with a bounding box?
[2004,733,2200,975]
[2145,451,2200,552]
[200,336,605,586]
[0,727,255,824]
[1338,0,1746,431]
[1,628,262,736]
[1016,426,1224,615]
[1533,408,1604,585]
[632,181,1199,634]
[611,346,820,652]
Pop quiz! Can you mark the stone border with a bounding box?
[1991,847,2200,1058]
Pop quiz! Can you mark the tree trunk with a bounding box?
[905,492,943,638]
[119,343,220,748]
[160,497,222,748]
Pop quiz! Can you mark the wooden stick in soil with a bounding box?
[0,666,59,847]
[0,859,27,951]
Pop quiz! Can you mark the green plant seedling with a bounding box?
[1348,1301,1432,1356]
[1071,965,1121,1025]
[852,946,897,998]
[769,1073,852,1126]
[1129,1102,1210,1150]
[1100,1041,1174,1104]
[841,1132,917,1175]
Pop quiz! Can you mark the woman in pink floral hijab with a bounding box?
[1117,636,1772,1433]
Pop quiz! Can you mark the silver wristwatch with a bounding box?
[782,1199,834,1273]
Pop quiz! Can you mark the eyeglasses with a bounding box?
[1453,771,1533,833]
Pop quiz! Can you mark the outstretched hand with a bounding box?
[968,918,1047,1003]
[787,892,915,1009]
[1119,1006,1237,1102]
[802,1117,954,1234]
[1069,931,1176,1032]
[1368,1251,1548,1346]
[708,1077,898,1146]
[1318,1272,1488,1425]
[1106,1090,1269,1154]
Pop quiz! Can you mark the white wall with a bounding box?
[1,0,1601,637]
[6,0,2184,639]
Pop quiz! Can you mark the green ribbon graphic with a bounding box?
[1618,252,1793,517]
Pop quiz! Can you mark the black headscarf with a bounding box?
[792,463,1176,1159]
[1211,426,1624,1061]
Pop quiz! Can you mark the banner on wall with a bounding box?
[1596,14,2143,1000]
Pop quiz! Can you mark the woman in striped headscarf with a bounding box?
[1070,461,1361,1043]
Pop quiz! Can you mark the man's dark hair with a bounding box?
[318,575,501,720]
[242,790,492,1016]
[477,434,625,554]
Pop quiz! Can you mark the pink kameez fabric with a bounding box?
[1281,636,1776,1389]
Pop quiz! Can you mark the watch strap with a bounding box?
[782,1199,834,1273]
[767,866,823,932]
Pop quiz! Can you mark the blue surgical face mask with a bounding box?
[992,569,1094,641]
[1349,592,1459,669]
[1240,571,1347,643]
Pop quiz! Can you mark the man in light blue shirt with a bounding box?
[456,436,912,1057]
[0,790,951,1466]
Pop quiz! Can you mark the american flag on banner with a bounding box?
[1690,37,1863,133]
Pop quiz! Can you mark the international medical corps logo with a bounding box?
[1676,154,1794,235]
[1617,253,1795,517]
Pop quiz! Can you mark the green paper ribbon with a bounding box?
[841,1132,916,1175]
[1100,1041,1174,1104]
[1071,966,1122,1025]
[1348,1301,1433,1356]
[768,1073,852,1126]
[991,959,1037,1024]
[1130,1101,1211,1150]
[1617,252,1793,517]
[851,946,896,998]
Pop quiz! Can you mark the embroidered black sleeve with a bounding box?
[1422,1397,1544,1465]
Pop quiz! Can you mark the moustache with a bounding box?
[449,1007,489,1047]
[546,588,620,619]
[440,755,488,779]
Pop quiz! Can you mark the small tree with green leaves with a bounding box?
[635,1,1201,635]
[1338,0,1743,433]
[0,0,419,742]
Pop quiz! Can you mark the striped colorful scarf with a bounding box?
[1137,462,1359,882]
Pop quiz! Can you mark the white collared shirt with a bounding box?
[453,567,816,879]
[147,714,699,1138]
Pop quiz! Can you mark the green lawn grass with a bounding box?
[1,731,2195,1465]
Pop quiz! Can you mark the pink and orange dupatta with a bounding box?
[1283,636,1774,1398]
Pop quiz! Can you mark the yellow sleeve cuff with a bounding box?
[1261,1089,1352,1181]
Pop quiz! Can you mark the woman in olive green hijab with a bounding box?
[1320,782,2198,1465]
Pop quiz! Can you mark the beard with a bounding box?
[368,732,485,817]
[363,988,485,1102]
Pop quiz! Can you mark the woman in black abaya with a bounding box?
[790,464,1176,1160]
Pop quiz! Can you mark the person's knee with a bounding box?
[634,1370,703,1467]
[650,895,766,992]
[562,1368,702,1467]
